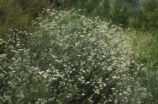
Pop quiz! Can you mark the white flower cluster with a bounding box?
[0,9,147,104]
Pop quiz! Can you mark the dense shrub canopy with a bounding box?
[0,9,148,104]
[0,0,158,103]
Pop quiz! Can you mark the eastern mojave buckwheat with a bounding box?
[0,9,147,104]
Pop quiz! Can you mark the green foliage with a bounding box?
[0,9,147,104]
[0,0,50,40]
[131,31,158,103]
[129,1,158,103]
[109,0,158,29]
[57,0,110,17]
[59,0,158,30]
[109,0,130,26]
[129,0,158,30]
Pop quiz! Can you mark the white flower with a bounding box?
[112,76,120,79]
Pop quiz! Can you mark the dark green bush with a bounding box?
[129,0,158,30]
[0,0,50,40]
[56,0,110,18]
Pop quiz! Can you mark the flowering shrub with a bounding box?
[0,9,147,104]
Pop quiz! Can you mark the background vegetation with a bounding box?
[0,0,50,39]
